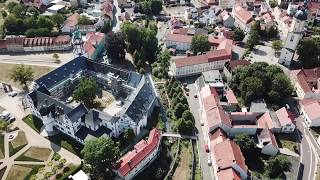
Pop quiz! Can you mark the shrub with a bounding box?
[56,173,62,179]
[52,153,61,161]
[63,166,70,173]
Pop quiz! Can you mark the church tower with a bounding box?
[278,8,307,67]
[72,27,85,57]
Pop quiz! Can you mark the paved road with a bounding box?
[297,118,319,180]
[184,77,214,180]
[0,92,81,179]
[112,0,121,32]
[0,52,75,67]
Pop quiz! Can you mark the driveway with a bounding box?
[0,93,81,169]
[183,77,215,180]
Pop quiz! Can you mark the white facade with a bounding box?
[301,108,320,127]
[165,40,191,51]
[281,123,295,133]
[174,59,228,77]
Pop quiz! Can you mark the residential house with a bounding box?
[172,39,233,77]
[165,34,193,51]
[223,60,251,81]
[232,5,254,32]
[225,89,238,110]
[23,35,72,52]
[219,10,235,28]
[6,36,24,52]
[114,129,161,180]
[257,128,279,156]
[273,7,293,37]
[275,107,295,133]
[84,32,106,61]
[62,13,80,33]
[300,99,320,127]
[293,68,320,99]
[213,139,248,179]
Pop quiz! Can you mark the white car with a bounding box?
[8,91,17,97]
[208,158,212,166]
[1,111,10,119]
[66,97,73,103]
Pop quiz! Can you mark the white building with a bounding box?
[165,34,193,51]
[279,9,307,67]
[232,5,254,33]
[113,129,161,180]
[26,57,158,144]
[172,39,232,77]
[300,99,320,127]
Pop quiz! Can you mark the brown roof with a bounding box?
[166,34,193,44]
[64,13,80,28]
[174,39,232,68]
[217,168,241,180]
[214,139,247,172]
[302,100,320,120]
[226,60,251,72]
[275,107,294,127]
[257,112,280,130]
[296,68,320,93]
[0,40,7,49]
[225,90,238,105]
[208,36,225,46]
[209,128,227,150]
[84,32,105,57]
[23,36,71,47]
[258,128,278,148]
[6,37,24,45]
[234,6,253,24]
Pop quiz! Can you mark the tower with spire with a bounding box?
[278,8,308,67]
[72,26,84,57]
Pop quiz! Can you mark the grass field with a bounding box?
[22,115,43,133]
[276,134,298,153]
[0,134,4,159]
[48,134,83,156]
[15,146,51,162]
[9,131,28,157]
[0,63,54,89]
[6,164,43,180]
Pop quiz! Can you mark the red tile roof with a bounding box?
[275,107,294,127]
[213,139,247,172]
[296,68,320,93]
[234,6,253,24]
[23,36,71,47]
[84,32,105,57]
[166,34,193,44]
[225,90,238,105]
[217,167,241,180]
[258,128,278,148]
[302,100,320,121]
[115,129,161,177]
[0,40,7,49]
[208,36,225,46]
[257,112,280,130]
[209,128,227,149]
[64,13,80,28]
[174,39,232,68]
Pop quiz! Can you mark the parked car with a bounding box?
[205,144,209,152]
[207,158,212,166]
[8,134,14,140]
[8,91,17,97]
[194,94,198,98]
[200,121,204,126]
[186,92,189,96]
[66,97,73,103]
[8,115,15,122]
[1,111,10,119]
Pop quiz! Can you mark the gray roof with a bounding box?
[250,99,268,113]
[75,126,111,141]
[67,104,88,123]
[294,9,308,21]
[202,70,222,83]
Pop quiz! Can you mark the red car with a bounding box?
[205,144,209,152]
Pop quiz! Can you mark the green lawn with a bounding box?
[22,115,43,133]
[6,164,43,180]
[0,134,4,159]
[9,131,28,157]
[15,146,52,162]
[276,134,298,153]
[57,164,81,180]
[47,134,83,156]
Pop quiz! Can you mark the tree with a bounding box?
[51,14,64,31]
[176,118,193,135]
[99,21,112,33]
[272,40,283,53]
[265,155,291,178]
[174,103,187,119]
[73,77,98,107]
[11,65,34,89]
[297,37,320,68]
[150,0,162,15]
[234,133,255,155]
[81,137,120,179]
[266,25,278,39]
[106,32,126,62]
[240,77,264,103]
[269,0,278,8]
[123,128,135,142]
[0,10,7,18]
[142,28,158,62]
[53,53,60,64]
[155,167,166,180]
[268,73,293,103]
[246,29,259,50]
[121,22,143,53]
[37,16,54,31]
[12,4,26,19]
[232,28,245,41]
[27,7,40,17]
[182,110,193,121]
[78,15,92,25]
[3,15,19,33]
[7,2,18,13]
[191,35,210,55]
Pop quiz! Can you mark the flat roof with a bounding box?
[48,4,65,11]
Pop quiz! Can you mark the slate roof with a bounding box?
[67,104,88,123]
